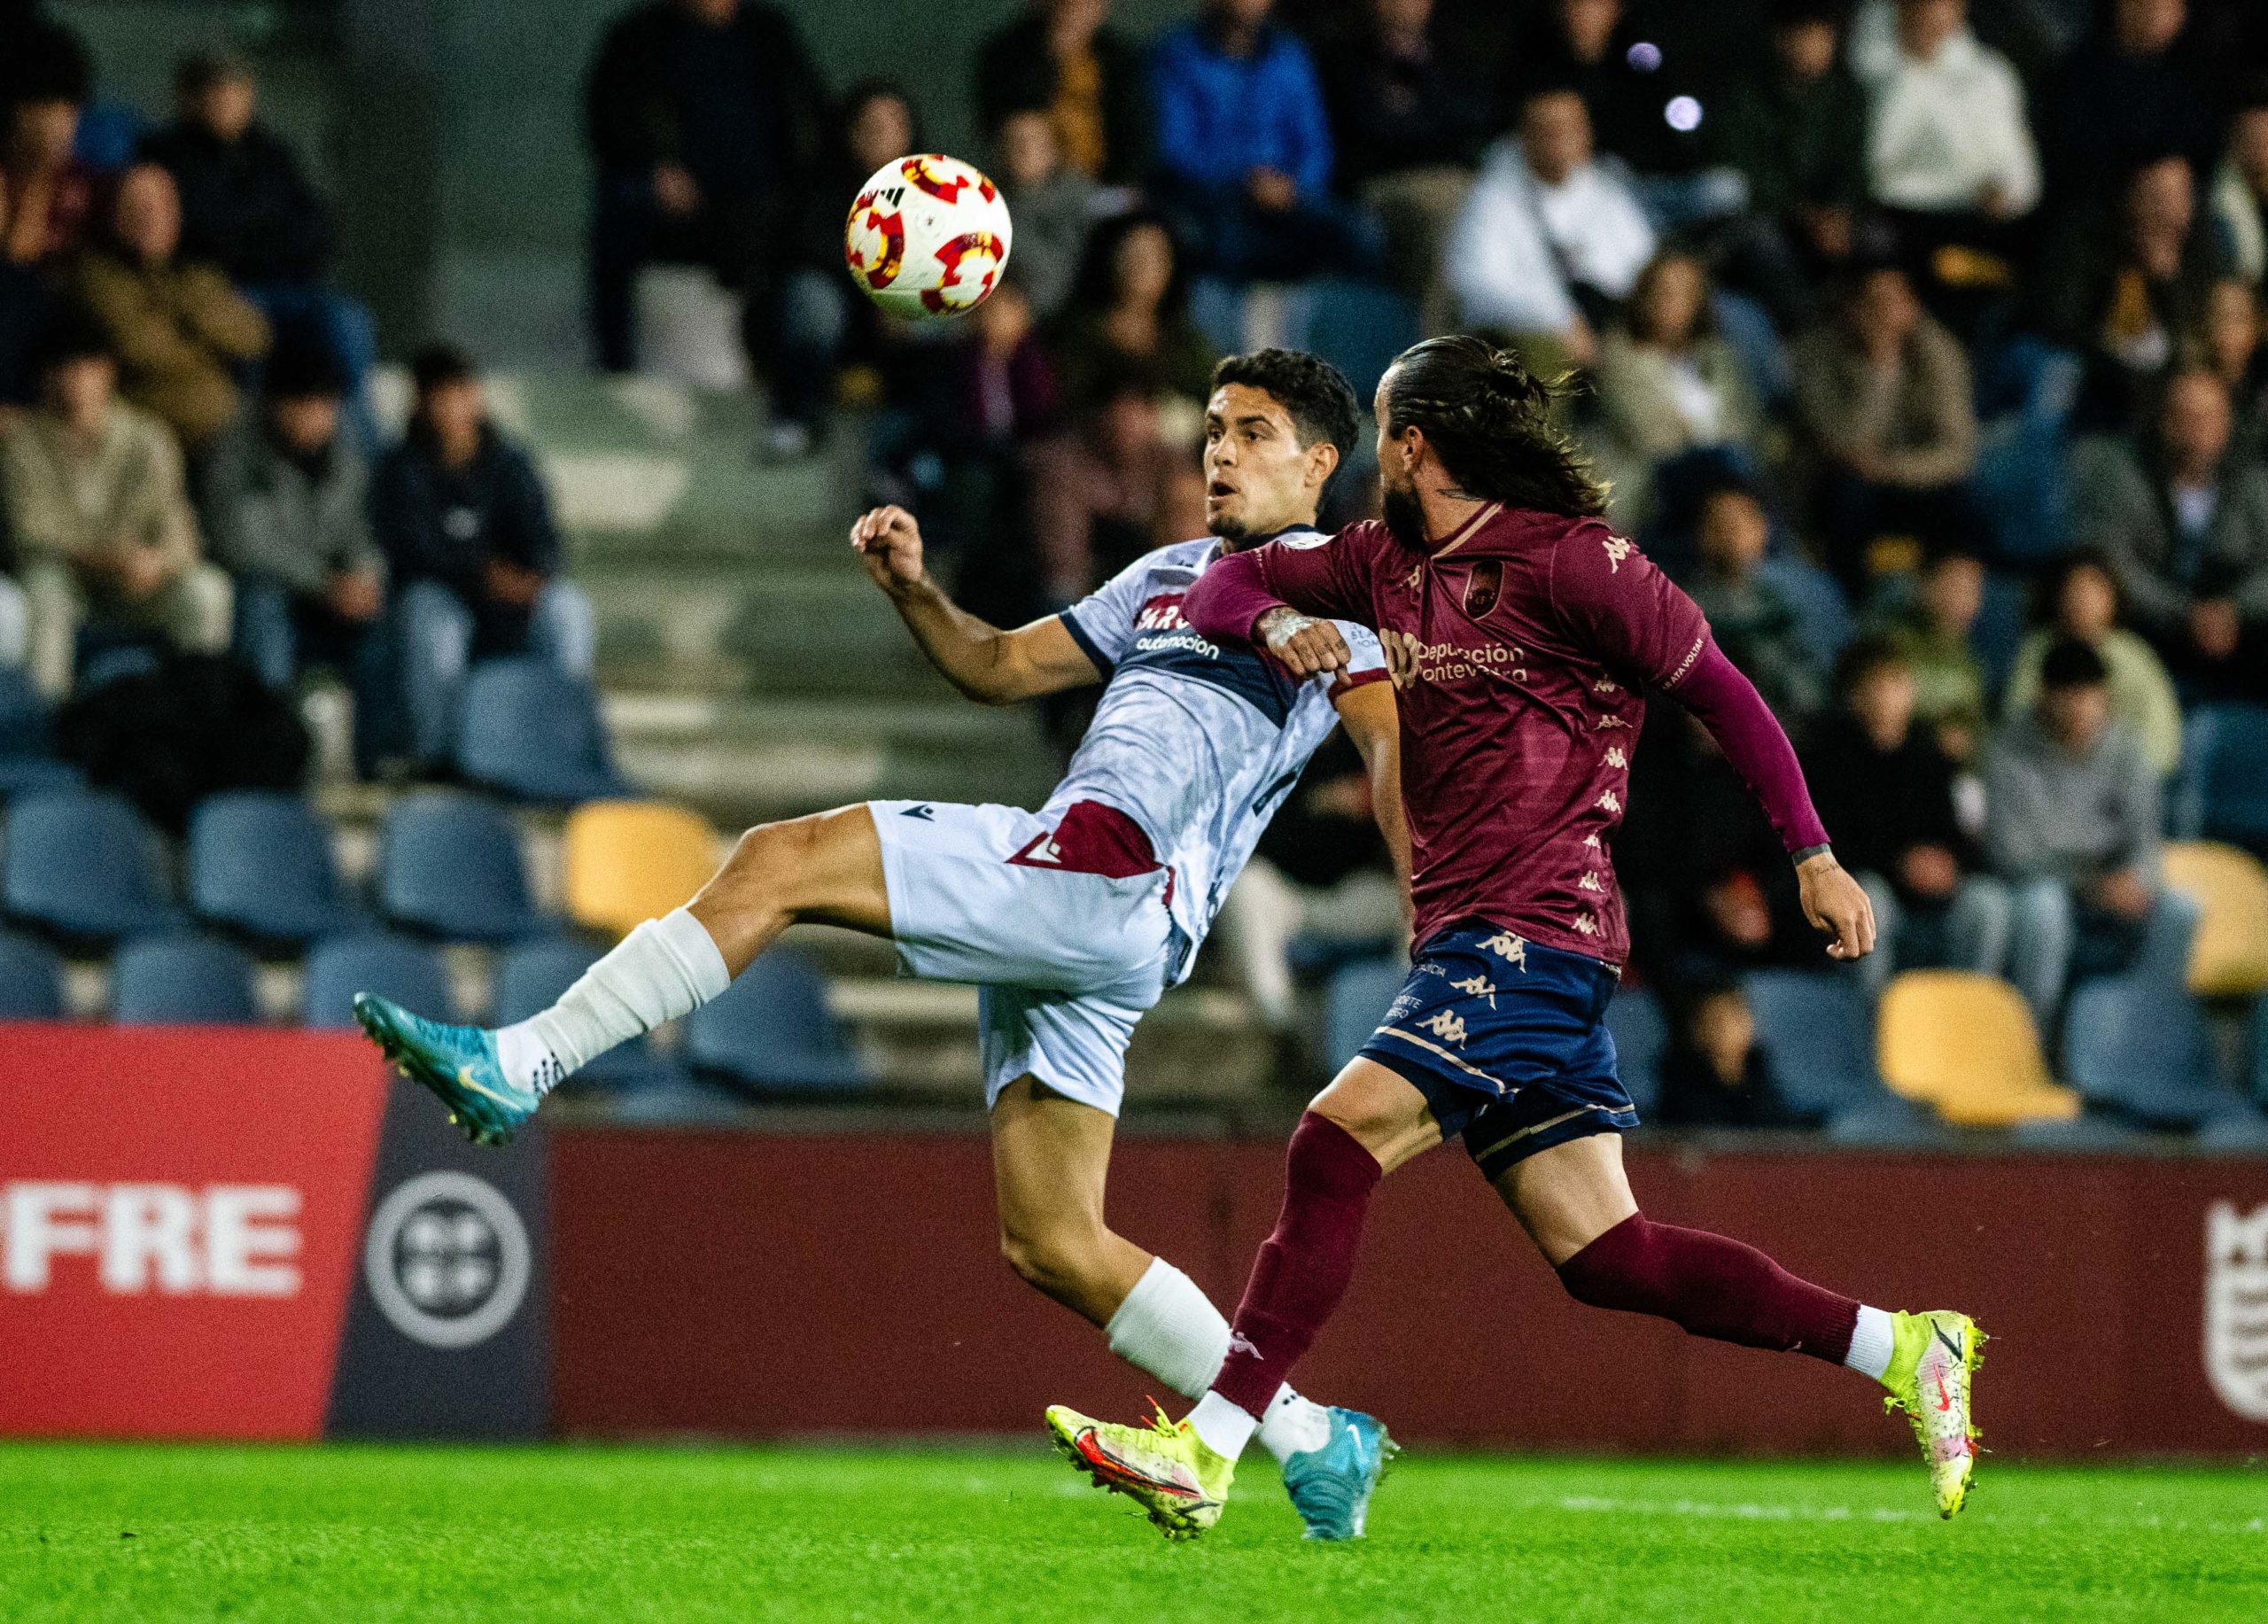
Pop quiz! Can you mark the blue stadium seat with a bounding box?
[2176,704,2268,855]
[456,657,633,805]
[376,791,544,943]
[0,666,49,758]
[1742,968,1885,1119]
[111,934,259,1024]
[1603,987,1666,1115]
[1324,955,1408,1070]
[494,936,680,1088]
[1,788,186,944]
[189,791,365,946]
[0,929,65,1019]
[684,946,868,1092]
[302,931,452,1029]
[2062,975,2234,1130]
[1296,278,1420,399]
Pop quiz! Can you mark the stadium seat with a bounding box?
[456,657,634,805]
[1324,955,1407,1069]
[1295,278,1420,398]
[684,945,869,1093]
[1876,971,2080,1126]
[1742,968,1884,1118]
[561,800,719,940]
[2062,975,2234,1130]
[188,791,366,947]
[494,935,679,1087]
[376,792,544,944]
[2163,843,2268,999]
[0,788,186,944]
[0,670,82,796]
[0,929,65,1019]
[302,931,452,1029]
[2175,704,2268,854]
[111,934,259,1025]
[1603,986,1666,1115]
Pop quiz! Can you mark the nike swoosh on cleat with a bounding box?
[454,1067,519,1107]
[1932,1374,1953,1412]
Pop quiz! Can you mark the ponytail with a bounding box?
[1380,335,1608,518]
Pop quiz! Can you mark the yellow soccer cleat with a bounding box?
[1882,1309,1984,1518]
[1045,1402,1235,1541]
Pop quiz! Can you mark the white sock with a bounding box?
[1254,1383,1333,1463]
[1105,1257,1231,1399]
[1845,1304,1897,1383]
[1187,1390,1259,1461]
[499,908,732,1091]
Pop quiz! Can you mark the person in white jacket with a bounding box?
[1848,0,2039,222]
[1443,85,1656,367]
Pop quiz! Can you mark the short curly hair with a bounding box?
[1209,349,1362,476]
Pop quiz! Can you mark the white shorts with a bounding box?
[869,800,1180,1116]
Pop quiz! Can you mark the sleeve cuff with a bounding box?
[1058,610,1113,676]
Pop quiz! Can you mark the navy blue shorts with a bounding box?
[1357,923,1639,1181]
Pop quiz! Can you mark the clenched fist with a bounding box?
[1258,606,1352,678]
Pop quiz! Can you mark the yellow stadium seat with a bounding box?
[562,800,721,940]
[2163,842,2268,999]
[1876,970,2081,1128]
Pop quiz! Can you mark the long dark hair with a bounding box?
[1380,335,1607,517]
[1064,209,1189,320]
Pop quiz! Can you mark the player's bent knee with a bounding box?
[998,1216,1107,1300]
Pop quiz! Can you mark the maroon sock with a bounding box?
[1556,1213,1860,1364]
[1211,1113,1383,1416]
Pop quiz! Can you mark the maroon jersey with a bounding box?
[1231,504,1711,963]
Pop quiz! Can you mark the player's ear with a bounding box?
[1306,439,1340,491]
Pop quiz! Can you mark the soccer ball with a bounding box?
[843,153,1014,319]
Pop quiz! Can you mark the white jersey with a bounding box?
[1049,533,1388,969]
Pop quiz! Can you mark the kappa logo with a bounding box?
[1572,913,1600,936]
[2206,1201,2268,1421]
[1228,1330,1262,1357]
[1596,789,1622,814]
[1450,974,1498,1006]
[1595,714,1629,730]
[1604,746,1628,770]
[1418,1008,1469,1045]
[1593,676,1620,695]
[1579,872,1604,892]
[1478,932,1528,971]
[1602,535,1634,572]
[1583,833,1602,848]
[1404,563,1424,594]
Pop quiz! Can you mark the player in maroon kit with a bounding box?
[1045,336,1984,1538]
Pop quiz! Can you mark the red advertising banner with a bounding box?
[0,1025,389,1440]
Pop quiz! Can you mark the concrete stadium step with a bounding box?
[578,558,930,686]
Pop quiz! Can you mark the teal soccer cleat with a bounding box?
[1280,1407,1398,1541]
[353,993,536,1146]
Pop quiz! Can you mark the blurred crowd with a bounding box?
[7,0,2268,1102]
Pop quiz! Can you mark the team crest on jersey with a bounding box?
[1463,559,1503,618]
[2207,1201,2268,1421]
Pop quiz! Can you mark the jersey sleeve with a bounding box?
[1546,520,1711,691]
[1324,619,1389,696]
[1254,523,1387,627]
[1057,550,1161,672]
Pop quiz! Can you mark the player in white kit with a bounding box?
[353,350,1410,1539]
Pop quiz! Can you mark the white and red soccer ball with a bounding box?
[843,153,1014,319]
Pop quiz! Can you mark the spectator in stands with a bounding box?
[371,346,594,770]
[2200,277,2268,462]
[1847,0,2039,259]
[1791,262,1977,581]
[1686,481,1825,723]
[584,0,834,455]
[2070,367,2268,699]
[1655,981,1820,1130]
[1043,211,1216,413]
[0,317,230,696]
[0,169,58,414]
[1024,370,1180,605]
[2038,154,2226,436]
[139,53,375,446]
[203,340,384,699]
[1985,637,2188,1031]
[1,44,93,268]
[2210,82,2268,287]
[1147,0,1376,279]
[990,107,1099,322]
[1442,84,1656,368]
[72,162,270,453]
[1875,545,1989,756]
[1503,0,1713,195]
[1806,635,2008,993]
[1712,0,1872,326]
[975,0,1148,187]
[2047,0,2214,208]
[1316,0,1491,315]
[1595,250,1761,522]
[2003,550,2184,777]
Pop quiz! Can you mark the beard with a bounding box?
[1381,477,1428,548]
[1207,506,1250,544]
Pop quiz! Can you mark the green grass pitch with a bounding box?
[4,1441,2264,1621]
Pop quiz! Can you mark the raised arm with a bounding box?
[850,505,1099,704]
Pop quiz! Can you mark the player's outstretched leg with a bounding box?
[1511,1136,1984,1518]
[997,1079,1392,1540]
[356,806,888,1144]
